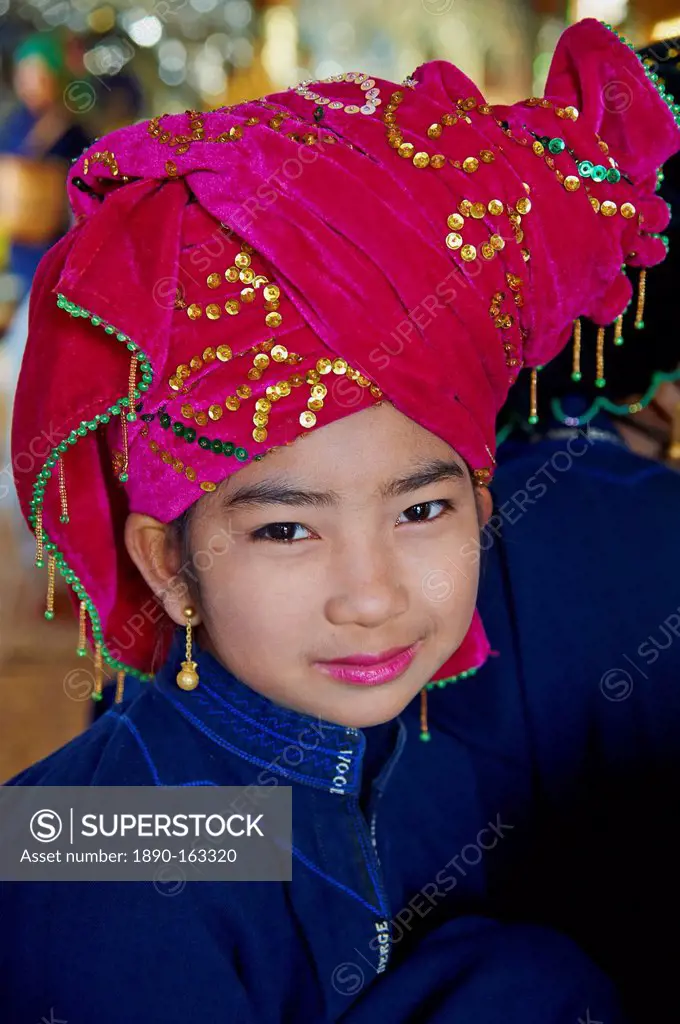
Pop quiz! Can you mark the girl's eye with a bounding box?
[397,499,454,525]
[250,500,455,544]
[250,522,310,544]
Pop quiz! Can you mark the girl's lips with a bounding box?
[319,644,415,666]
[314,641,422,687]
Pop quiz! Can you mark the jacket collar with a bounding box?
[154,628,402,795]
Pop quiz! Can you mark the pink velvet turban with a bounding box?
[12,19,680,684]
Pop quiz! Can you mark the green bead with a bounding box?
[119,472,129,482]
[614,336,625,347]
[91,691,103,702]
[172,423,184,436]
[184,428,196,443]
[35,558,44,568]
[67,436,77,445]
[111,404,120,415]
[104,325,115,334]
[126,412,136,422]
[223,441,235,456]
[44,610,55,621]
[100,414,110,424]
[420,731,431,742]
[528,414,539,425]
[591,165,607,182]
[577,160,593,177]
[138,382,149,392]
[437,679,446,688]
[235,447,248,461]
[635,320,645,330]
[120,397,129,407]
[91,316,101,326]
[548,137,565,154]
[77,648,87,657]
[606,167,621,183]
[87,421,97,430]
[571,371,582,382]
[57,442,68,453]
[59,514,69,524]
[211,439,223,454]
[595,377,606,388]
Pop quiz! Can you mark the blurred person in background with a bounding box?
[0,35,91,645]
[0,32,91,303]
[94,70,145,135]
[0,47,148,646]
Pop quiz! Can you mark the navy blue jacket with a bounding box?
[2,428,678,1022]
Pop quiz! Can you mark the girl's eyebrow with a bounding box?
[219,459,465,512]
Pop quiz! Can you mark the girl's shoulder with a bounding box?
[3,680,244,788]
[2,688,163,787]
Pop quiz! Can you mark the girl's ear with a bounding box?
[475,484,493,528]
[124,512,198,626]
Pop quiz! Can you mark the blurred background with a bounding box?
[0,0,679,780]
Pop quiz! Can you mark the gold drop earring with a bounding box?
[176,606,200,691]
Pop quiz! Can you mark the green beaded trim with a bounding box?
[28,294,155,683]
[551,364,680,426]
[531,132,628,184]
[419,666,480,741]
[425,666,479,692]
[601,21,680,127]
[152,412,258,462]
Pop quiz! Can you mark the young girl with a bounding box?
[2,18,677,1023]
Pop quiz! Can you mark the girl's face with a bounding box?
[14,57,58,113]
[130,401,491,728]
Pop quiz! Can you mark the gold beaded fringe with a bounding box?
[94,642,104,699]
[635,269,647,329]
[57,455,69,523]
[119,354,138,480]
[45,553,56,618]
[596,325,606,385]
[529,368,538,421]
[115,669,126,704]
[420,687,429,741]
[572,318,581,379]
[34,507,44,566]
[77,600,87,656]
